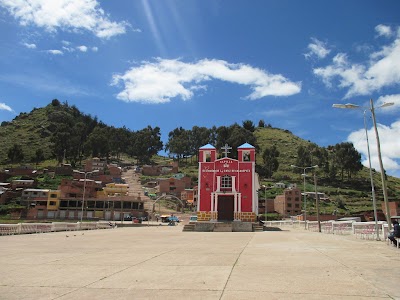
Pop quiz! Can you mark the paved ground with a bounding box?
[1,225,400,300]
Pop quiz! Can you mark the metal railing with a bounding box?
[0,221,114,236]
[264,220,388,240]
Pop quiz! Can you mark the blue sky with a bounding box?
[0,0,400,177]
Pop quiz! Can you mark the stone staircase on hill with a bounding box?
[122,169,152,211]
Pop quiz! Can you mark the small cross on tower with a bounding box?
[221,143,232,158]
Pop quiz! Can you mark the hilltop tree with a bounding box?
[85,126,111,159]
[108,126,131,160]
[34,148,45,166]
[130,126,163,164]
[189,126,212,161]
[165,127,191,160]
[262,145,280,178]
[295,145,312,168]
[7,144,24,163]
[48,109,77,163]
[214,124,257,158]
[258,120,266,128]
[242,120,255,132]
[333,142,363,181]
[51,99,60,106]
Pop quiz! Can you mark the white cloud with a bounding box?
[111,58,301,104]
[62,46,75,53]
[375,24,392,38]
[23,42,36,49]
[47,49,63,55]
[304,38,330,60]
[92,46,98,52]
[348,120,400,174]
[77,45,88,52]
[0,102,13,112]
[0,0,132,39]
[314,30,400,98]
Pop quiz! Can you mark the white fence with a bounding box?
[0,221,113,236]
[264,220,389,241]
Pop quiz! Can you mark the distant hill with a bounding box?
[0,105,55,163]
[253,126,400,216]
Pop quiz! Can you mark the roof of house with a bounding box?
[23,189,50,192]
[12,180,34,183]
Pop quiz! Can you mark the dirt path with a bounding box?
[122,168,179,216]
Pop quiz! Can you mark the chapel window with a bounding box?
[221,175,232,188]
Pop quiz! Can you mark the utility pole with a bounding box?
[370,99,391,230]
[314,172,321,232]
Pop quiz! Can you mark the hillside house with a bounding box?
[142,162,179,176]
[181,187,198,207]
[274,187,302,217]
[11,179,36,189]
[85,157,106,173]
[158,176,191,197]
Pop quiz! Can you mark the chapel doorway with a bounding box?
[217,195,234,221]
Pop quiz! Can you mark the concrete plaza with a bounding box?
[0,224,399,300]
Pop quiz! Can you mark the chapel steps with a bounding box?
[182,222,263,232]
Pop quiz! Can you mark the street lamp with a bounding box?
[291,165,318,229]
[313,171,321,233]
[332,99,394,232]
[262,185,267,223]
[73,169,99,223]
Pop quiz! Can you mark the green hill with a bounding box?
[254,126,400,216]
[0,106,55,163]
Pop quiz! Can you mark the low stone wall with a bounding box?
[194,222,214,232]
[194,221,253,232]
[232,222,252,232]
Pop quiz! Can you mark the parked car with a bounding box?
[124,215,142,223]
[132,217,142,224]
[168,216,180,223]
[189,215,197,222]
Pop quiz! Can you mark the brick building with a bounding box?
[382,202,400,218]
[158,176,191,197]
[274,187,302,217]
[181,187,198,207]
[85,157,106,173]
[142,162,179,176]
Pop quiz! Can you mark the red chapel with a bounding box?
[197,143,259,222]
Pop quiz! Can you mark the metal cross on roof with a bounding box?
[221,143,232,158]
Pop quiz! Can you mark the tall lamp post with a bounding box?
[332,99,394,232]
[313,171,321,232]
[262,185,267,223]
[73,169,99,223]
[291,165,318,229]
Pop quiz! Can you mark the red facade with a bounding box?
[197,143,258,222]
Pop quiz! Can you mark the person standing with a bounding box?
[388,220,400,247]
